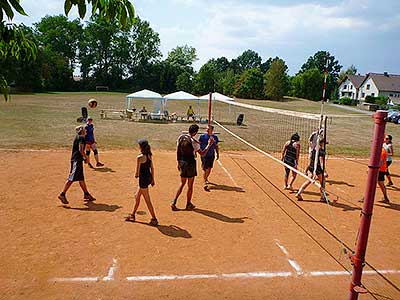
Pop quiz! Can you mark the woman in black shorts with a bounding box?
[281,133,300,190]
[126,139,158,226]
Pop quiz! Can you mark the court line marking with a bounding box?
[50,269,400,283]
[103,258,117,281]
[217,159,239,187]
[275,240,303,275]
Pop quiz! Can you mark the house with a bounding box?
[359,72,400,104]
[338,74,364,101]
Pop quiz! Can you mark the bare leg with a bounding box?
[132,189,142,214]
[78,180,89,193]
[187,177,195,204]
[386,174,393,185]
[142,188,156,219]
[85,144,91,165]
[204,168,212,183]
[62,180,73,194]
[288,172,297,189]
[378,181,389,202]
[173,177,187,205]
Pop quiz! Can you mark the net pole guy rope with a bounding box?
[348,111,387,300]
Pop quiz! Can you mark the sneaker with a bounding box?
[58,193,69,204]
[96,162,104,167]
[185,202,196,210]
[382,197,390,203]
[387,181,394,187]
[88,163,94,169]
[83,193,96,202]
[171,203,179,211]
[149,218,158,226]
[203,184,210,192]
[295,193,303,201]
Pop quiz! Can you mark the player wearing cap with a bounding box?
[199,125,219,191]
[58,125,96,204]
[85,117,104,168]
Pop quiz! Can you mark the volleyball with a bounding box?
[88,98,98,108]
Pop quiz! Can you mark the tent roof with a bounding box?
[199,92,234,101]
[164,91,199,101]
[126,89,163,100]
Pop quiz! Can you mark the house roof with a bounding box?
[361,73,400,92]
[338,74,365,88]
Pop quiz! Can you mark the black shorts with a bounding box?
[308,166,323,176]
[139,176,152,189]
[178,160,197,178]
[68,160,84,181]
[201,156,215,170]
[378,171,386,182]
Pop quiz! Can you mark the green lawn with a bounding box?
[0,93,398,157]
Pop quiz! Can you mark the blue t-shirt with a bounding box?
[85,123,95,143]
[199,133,218,157]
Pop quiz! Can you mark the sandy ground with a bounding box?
[0,150,399,300]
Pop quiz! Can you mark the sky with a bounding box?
[13,0,400,75]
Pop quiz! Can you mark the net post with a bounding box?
[321,116,328,189]
[348,110,387,300]
[208,92,212,127]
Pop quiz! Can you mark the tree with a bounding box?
[176,72,193,92]
[166,45,197,72]
[193,62,217,95]
[221,69,237,96]
[230,49,262,74]
[298,51,342,100]
[264,58,289,101]
[291,68,324,101]
[234,68,264,99]
[339,64,358,82]
[34,15,83,69]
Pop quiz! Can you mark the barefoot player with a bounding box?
[85,117,104,168]
[199,125,219,191]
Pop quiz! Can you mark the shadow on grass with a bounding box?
[193,208,248,223]
[326,180,355,187]
[63,201,122,212]
[126,220,192,238]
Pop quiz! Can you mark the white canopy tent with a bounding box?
[126,89,165,113]
[164,91,200,114]
[199,92,234,102]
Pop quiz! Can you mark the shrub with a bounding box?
[339,97,352,105]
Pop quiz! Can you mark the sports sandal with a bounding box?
[185,202,196,210]
[125,214,135,222]
[83,193,96,202]
[88,163,95,169]
[171,202,179,211]
[58,193,69,204]
[149,218,158,226]
[96,162,104,167]
[295,193,303,201]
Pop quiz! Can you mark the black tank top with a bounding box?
[284,141,297,162]
[139,155,152,179]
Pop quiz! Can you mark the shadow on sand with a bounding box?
[62,201,122,212]
[126,219,192,238]
[93,167,116,173]
[193,208,248,223]
[326,180,355,187]
[207,182,245,192]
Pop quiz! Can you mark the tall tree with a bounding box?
[193,62,217,95]
[234,68,264,99]
[298,51,342,99]
[339,64,358,82]
[264,58,289,101]
[166,45,197,72]
[291,68,324,101]
[230,49,262,74]
[34,15,83,69]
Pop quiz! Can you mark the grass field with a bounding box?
[1,93,399,157]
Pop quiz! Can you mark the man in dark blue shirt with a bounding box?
[85,117,104,168]
[199,125,219,191]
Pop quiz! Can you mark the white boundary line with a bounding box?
[217,159,239,187]
[103,258,118,281]
[275,240,303,275]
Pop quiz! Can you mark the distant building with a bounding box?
[359,73,400,105]
[338,74,364,101]
[73,75,82,82]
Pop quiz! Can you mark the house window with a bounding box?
[350,85,353,90]
[371,93,375,97]
[341,92,345,96]
[343,85,347,89]
[362,92,365,98]
[366,84,370,90]
[390,93,393,97]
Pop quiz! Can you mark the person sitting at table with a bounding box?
[140,106,148,119]
[187,105,195,121]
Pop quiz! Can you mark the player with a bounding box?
[378,146,390,203]
[58,125,96,204]
[383,134,394,186]
[295,138,325,201]
[171,124,213,211]
[126,139,158,226]
[186,105,195,121]
[281,133,300,190]
[199,125,219,191]
[85,117,104,168]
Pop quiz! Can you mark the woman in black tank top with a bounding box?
[126,139,158,226]
[281,133,300,190]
